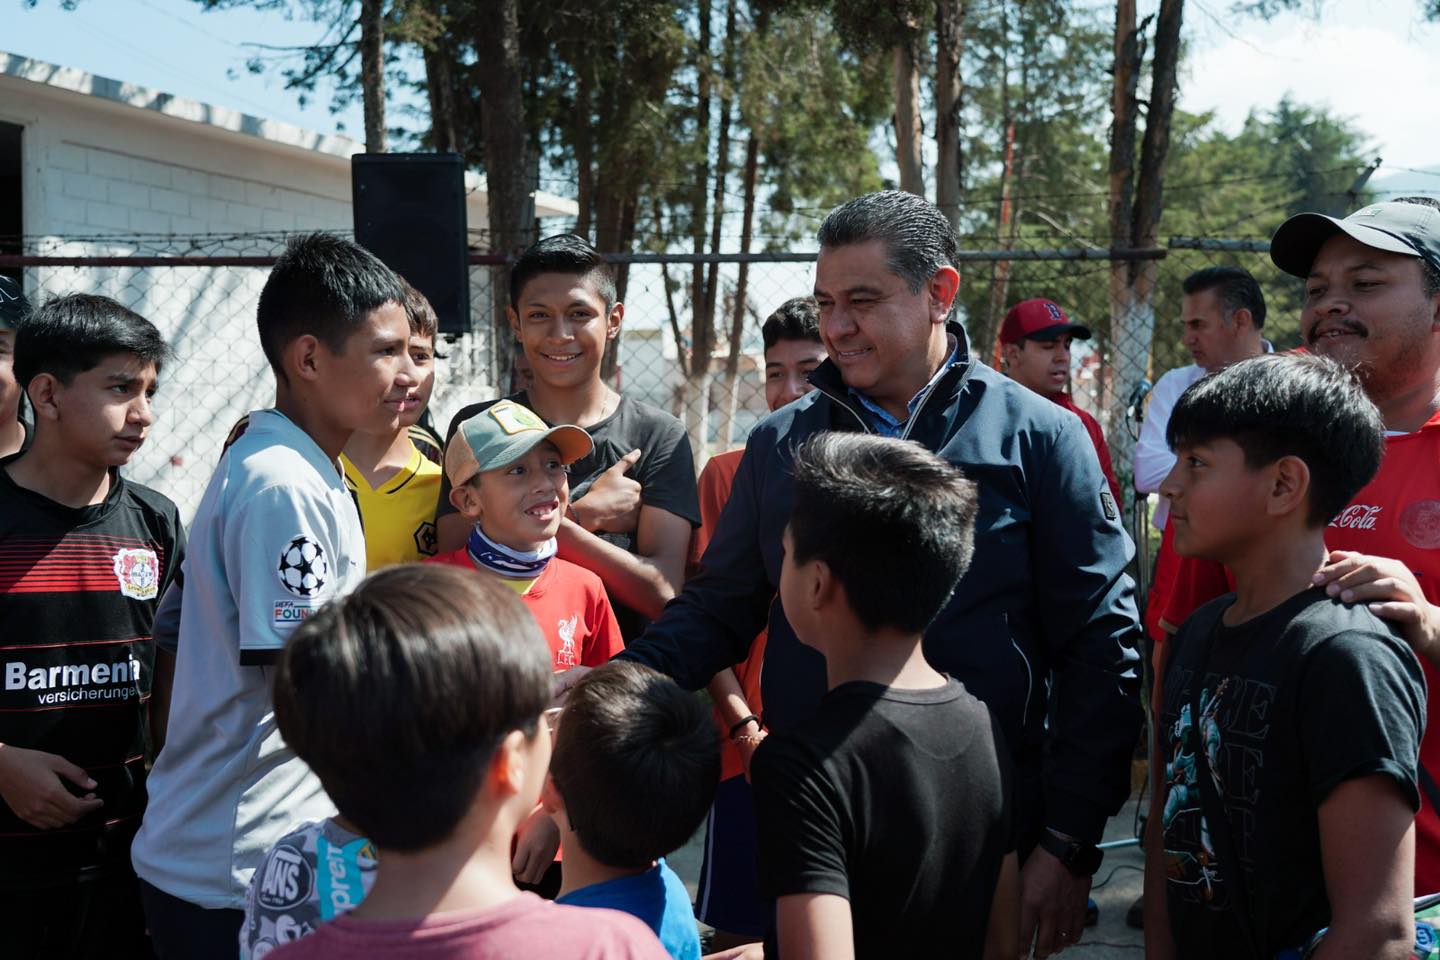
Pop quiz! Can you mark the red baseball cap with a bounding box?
[999,299,1092,345]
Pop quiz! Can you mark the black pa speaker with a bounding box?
[352,153,470,335]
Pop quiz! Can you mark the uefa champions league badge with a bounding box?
[277,535,330,598]
[112,548,160,600]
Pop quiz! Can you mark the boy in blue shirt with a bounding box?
[546,661,719,960]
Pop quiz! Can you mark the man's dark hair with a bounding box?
[761,297,822,350]
[273,564,552,852]
[1395,196,1440,298]
[509,234,618,310]
[256,232,407,380]
[400,278,439,340]
[1181,266,1267,330]
[550,661,719,870]
[1166,353,1382,525]
[788,432,978,634]
[817,191,959,295]
[15,293,170,389]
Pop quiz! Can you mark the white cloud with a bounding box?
[1180,4,1440,170]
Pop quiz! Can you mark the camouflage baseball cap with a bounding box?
[444,399,592,488]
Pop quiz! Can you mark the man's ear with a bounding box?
[26,373,61,422]
[1000,343,1020,371]
[506,305,521,340]
[926,265,961,325]
[1231,308,1253,332]
[606,301,623,341]
[286,334,323,384]
[1267,455,1312,518]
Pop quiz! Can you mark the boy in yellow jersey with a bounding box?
[338,281,443,568]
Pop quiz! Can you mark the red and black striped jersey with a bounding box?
[0,461,185,888]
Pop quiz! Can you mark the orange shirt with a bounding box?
[694,449,767,782]
[428,550,623,671]
[1322,412,1440,894]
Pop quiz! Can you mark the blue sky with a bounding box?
[9,0,1439,185]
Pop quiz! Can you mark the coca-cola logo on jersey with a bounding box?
[1330,505,1382,530]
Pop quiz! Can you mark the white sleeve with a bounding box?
[225,486,344,657]
[1132,372,1185,494]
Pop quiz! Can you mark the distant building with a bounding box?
[0,51,577,517]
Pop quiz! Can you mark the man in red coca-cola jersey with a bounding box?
[1276,197,1440,895]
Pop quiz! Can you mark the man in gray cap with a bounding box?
[0,275,29,458]
[1272,196,1440,893]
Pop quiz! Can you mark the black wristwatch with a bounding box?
[1037,830,1104,877]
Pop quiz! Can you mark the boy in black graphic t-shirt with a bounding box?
[0,295,184,959]
[748,433,1018,959]
[1143,353,1424,960]
[435,235,699,640]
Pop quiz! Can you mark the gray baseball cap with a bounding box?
[1270,200,1440,279]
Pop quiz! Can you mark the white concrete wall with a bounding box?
[1,73,496,519]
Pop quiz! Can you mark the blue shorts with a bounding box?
[695,774,771,937]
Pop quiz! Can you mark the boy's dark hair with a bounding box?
[256,232,407,380]
[1166,353,1383,525]
[509,234,618,311]
[1181,266,1267,330]
[400,278,439,341]
[788,432,978,634]
[550,661,719,871]
[761,297,822,350]
[15,293,170,389]
[273,564,552,852]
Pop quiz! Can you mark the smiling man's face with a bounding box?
[1302,232,1440,407]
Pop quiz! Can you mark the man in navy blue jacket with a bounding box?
[621,192,1141,957]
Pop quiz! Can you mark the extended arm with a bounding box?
[556,504,690,620]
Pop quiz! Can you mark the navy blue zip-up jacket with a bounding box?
[622,324,1143,844]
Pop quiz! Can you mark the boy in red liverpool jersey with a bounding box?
[1272,197,1440,895]
[0,294,184,959]
[430,399,624,898]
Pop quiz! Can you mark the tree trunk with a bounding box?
[934,0,964,229]
[1106,0,1182,474]
[717,135,759,451]
[360,0,386,153]
[982,118,1017,366]
[422,43,458,154]
[893,40,924,195]
[473,0,533,387]
[575,66,594,237]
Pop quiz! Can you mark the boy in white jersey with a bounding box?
[131,233,419,959]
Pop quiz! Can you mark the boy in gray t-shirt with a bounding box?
[131,234,422,959]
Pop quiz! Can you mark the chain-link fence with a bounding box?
[1,231,1303,524]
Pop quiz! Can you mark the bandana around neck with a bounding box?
[466,525,557,579]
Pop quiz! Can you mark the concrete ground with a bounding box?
[668,794,1147,958]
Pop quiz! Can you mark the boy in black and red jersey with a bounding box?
[0,294,184,959]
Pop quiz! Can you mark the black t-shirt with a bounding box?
[438,391,700,638]
[0,459,186,888]
[751,678,1014,958]
[1158,589,1424,957]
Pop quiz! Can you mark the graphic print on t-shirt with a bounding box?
[1162,677,1230,903]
